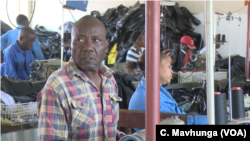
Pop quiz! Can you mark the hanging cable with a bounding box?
[59,0,75,22]
[6,0,17,28]
[216,6,247,14]
[68,9,76,22]
[28,0,36,27]
[6,0,36,28]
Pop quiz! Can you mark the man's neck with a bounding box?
[16,41,26,54]
[82,69,102,92]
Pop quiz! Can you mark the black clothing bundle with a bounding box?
[1,21,12,36]
[1,75,46,103]
[92,1,202,63]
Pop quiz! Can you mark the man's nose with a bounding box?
[82,40,94,51]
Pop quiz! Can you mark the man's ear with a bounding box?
[105,39,109,53]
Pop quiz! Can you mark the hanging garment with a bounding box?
[107,44,118,65]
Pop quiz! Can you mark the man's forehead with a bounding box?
[73,24,105,36]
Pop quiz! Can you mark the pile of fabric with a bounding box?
[34,25,61,59]
[1,75,46,103]
[91,1,202,63]
[215,55,249,79]
[1,21,12,36]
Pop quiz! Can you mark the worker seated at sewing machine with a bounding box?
[124,52,207,133]
[1,27,37,80]
[166,35,223,71]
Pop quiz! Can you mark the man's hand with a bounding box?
[163,49,171,55]
[116,130,126,140]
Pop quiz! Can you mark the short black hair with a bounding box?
[131,30,144,43]
[16,14,28,25]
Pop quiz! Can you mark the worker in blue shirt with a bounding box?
[1,27,36,80]
[1,14,45,60]
[124,52,207,133]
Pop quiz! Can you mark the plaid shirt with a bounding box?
[37,57,122,141]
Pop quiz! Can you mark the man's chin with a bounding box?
[79,64,99,71]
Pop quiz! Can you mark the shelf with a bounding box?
[214,41,227,45]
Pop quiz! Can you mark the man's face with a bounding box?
[160,57,173,85]
[70,19,108,72]
[139,34,145,47]
[180,43,190,52]
[19,34,36,50]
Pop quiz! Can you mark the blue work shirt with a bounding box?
[1,41,35,80]
[1,25,45,60]
[128,77,207,132]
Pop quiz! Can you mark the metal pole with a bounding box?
[246,4,250,78]
[61,0,64,68]
[228,19,233,121]
[204,1,206,45]
[145,1,160,141]
[205,0,215,124]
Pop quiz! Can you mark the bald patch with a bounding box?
[72,15,106,36]
[19,27,36,39]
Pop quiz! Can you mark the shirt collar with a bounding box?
[17,25,25,29]
[181,49,186,54]
[13,41,24,53]
[67,57,114,82]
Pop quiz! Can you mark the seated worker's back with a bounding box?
[1,27,36,80]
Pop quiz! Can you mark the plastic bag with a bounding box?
[1,21,12,36]
[58,21,74,33]
[34,25,61,59]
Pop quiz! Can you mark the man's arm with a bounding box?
[32,37,45,60]
[37,84,68,141]
[1,32,9,50]
[3,52,18,78]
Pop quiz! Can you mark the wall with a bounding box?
[192,13,247,58]
[0,0,27,29]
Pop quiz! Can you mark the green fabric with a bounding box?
[179,102,192,111]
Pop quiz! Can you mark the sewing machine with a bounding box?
[190,54,206,69]
[28,59,61,81]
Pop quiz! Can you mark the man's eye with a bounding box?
[94,39,100,42]
[76,38,84,43]
[79,39,84,42]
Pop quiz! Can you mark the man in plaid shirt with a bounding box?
[37,15,123,141]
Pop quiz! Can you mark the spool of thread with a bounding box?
[222,34,226,42]
[232,87,245,119]
[216,34,221,41]
[215,92,228,125]
[0,49,3,63]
